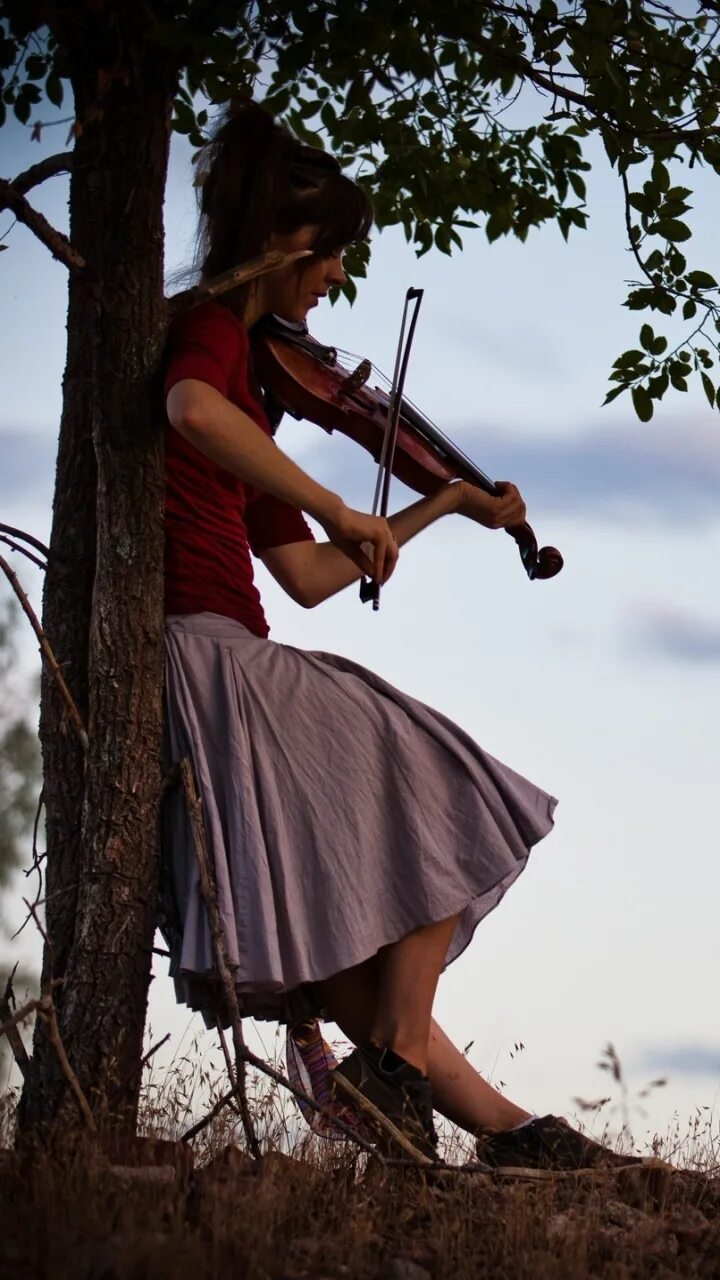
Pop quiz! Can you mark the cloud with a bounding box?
[455,414,720,526]
[629,604,720,663]
[3,410,720,532]
[282,410,720,527]
[640,1043,720,1078]
[0,432,54,505]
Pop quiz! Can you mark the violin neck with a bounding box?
[399,398,497,496]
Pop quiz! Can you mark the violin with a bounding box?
[252,314,563,593]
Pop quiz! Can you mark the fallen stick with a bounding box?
[177,757,385,1163]
[180,757,261,1161]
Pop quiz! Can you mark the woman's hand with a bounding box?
[452,480,527,530]
[318,503,399,585]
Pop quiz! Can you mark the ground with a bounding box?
[1,1134,719,1279]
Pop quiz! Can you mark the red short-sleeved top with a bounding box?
[163,302,315,638]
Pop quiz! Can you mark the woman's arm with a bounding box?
[167,377,398,584]
[262,479,527,608]
[261,484,459,607]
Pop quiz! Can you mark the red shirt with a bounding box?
[164,302,314,638]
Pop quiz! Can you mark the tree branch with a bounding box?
[0,551,89,752]
[0,176,86,274]
[10,152,73,196]
[0,966,31,1080]
[179,757,261,1161]
[469,31,718,144]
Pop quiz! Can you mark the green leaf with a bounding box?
[652,160,670,192]
[639,323,654,352]
[648,371,669,399]
[45,71,63,108]
[686,270,718,289]
[613,349,645,368]
[632,385,654,421]
[602,384,627,406]
[654,220,691,243]
[683,298,697,319]
[13,95,30,125]
[701,373,715,408]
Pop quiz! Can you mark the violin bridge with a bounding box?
[337,359,371,398]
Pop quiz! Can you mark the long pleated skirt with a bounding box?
[161,611,557,1031]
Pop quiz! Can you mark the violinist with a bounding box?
[162,99,627,1173]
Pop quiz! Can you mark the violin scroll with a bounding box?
[507,524,564,582]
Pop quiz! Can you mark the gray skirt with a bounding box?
[162,611,557,1027]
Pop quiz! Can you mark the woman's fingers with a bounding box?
[328,507,399,583]
[455,480,526,530]
[490,482,526,528]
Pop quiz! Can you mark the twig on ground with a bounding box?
[0,551,88,752]
[179,757,262,1161]
[141,1032,171,1070]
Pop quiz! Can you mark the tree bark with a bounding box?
[21,9,179,1133]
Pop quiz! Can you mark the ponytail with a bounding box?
[195,99,372,284]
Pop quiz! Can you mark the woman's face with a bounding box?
[262,224,348,324]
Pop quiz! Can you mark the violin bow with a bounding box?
[360,287,424,609]
[168,249,313,318]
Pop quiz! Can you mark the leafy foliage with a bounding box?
[2,0,720,413]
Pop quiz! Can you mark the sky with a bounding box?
[1,85,720,1153]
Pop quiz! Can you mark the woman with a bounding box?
[162,100,622,1173]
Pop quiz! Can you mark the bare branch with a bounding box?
[140,1032,171,1070]
[0,551,89,752]
[0,176,86,274]
[0,965,31,1080]
[0,993,42,1042]
[0,524,49,561]
[37,995,97,1130]
[22,898,97,1130]
[0,529,47,570]
[10,152,73,196]
[179,757,262,1161]
[470,32,719,144]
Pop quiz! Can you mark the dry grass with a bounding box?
[1,1036,720,1280]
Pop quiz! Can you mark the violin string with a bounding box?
[331,346,484,479]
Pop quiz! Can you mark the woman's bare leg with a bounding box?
[367,913,460,1073]
[426,1019,529,1132]
[316,944,530,1134]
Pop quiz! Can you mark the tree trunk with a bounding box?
[21,12,179,1133]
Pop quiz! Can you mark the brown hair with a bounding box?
[195,99,373,285]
